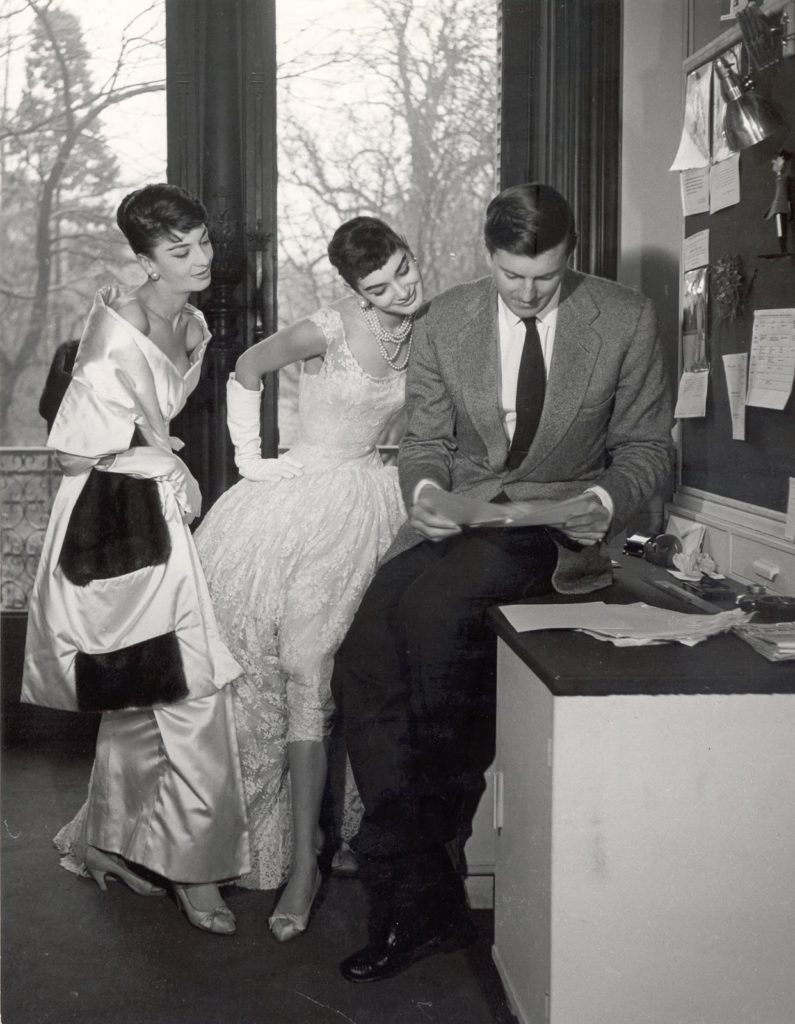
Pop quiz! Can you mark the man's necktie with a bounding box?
[506,316,545,470]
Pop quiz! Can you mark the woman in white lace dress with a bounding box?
[194,218,423,941]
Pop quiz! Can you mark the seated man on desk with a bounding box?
[331,182,674,983]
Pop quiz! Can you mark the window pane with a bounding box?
[275,0,499,445]
[0,0,166,448]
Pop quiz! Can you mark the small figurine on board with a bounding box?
[764,149,791,254]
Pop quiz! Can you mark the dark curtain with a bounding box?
[500,0,622,279]
[165,0,278,508]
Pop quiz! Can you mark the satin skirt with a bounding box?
[83,689,250,882]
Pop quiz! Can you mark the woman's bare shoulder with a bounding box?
[110,292,150,335]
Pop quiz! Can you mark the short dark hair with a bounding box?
[116,183,208,257]
[327,216,411,289]
[484,183,577,258]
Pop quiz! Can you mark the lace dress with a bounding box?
[194,306,406,889]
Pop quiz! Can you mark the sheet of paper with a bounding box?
[709,153,740,213]
[786,478,795,543]
[683,229,709,271]
[745,308,795,409]
[680,167,709,216]
[674,369,709,418]
[421,489,589,529]
[421,489,513,527]
[722,352,747,440]
[499,495,591,528]
[670,64,712,171]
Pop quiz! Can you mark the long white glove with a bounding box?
[227,374,303,482]
[100,446,202,523]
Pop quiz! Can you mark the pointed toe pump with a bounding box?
[174,886,237,936]
[84,846,166,897]
[268,868,322,943]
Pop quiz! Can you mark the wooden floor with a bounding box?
[1,613,515,1024]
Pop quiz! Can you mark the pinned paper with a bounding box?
[684,229,710,271]
[746,308,795,410]
[674,369,709,418]
[722,352,747,440]
[710,153,740,213]
[681,167,710,216]
[670,64,712,171]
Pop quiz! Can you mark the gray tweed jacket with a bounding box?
[390,269,674,594]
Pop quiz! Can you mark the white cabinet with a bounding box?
[492,639,795,1024]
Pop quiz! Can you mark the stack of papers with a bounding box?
[733,622,795,662]
[499,601,749,647]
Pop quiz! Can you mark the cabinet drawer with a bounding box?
[731,535,795,595]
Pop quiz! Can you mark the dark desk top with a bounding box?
[490,555,795,697]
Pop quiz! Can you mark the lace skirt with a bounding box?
[194,451,404,888]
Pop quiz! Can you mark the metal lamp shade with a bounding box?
[715,55,785,152]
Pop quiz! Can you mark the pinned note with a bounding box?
[670,64,712,171]
[746,308,795,410]
[722,352,747,440]
[684,229,710,271]
[681,168,710,216]
[675,369,709,418]
[710,153,740,213]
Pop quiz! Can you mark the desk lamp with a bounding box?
[714,54,784,151]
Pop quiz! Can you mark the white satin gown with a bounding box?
[22,287,250,883]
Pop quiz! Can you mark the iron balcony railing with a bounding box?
[1,444,399,612]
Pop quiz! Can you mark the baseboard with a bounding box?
[492,943,537,1024]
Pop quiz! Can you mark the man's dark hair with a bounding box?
[484,183,577,257]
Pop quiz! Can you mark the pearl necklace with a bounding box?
[360,303,414,371]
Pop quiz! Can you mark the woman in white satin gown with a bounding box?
[21,184,250,935]
[194,217,422,942]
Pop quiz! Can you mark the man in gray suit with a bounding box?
[332,183,673,983]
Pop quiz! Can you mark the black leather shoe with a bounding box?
[340,913,477,983]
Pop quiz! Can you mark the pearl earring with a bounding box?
[149,272,160,282]
[359,298,371,310]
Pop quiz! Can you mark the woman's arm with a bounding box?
[234,318,327,389]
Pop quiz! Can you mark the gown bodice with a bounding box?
[46,287,212,461]
[99,290,209,430]
[295,307,405,458]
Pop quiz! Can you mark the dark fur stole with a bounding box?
[59,461,171,586]
[40,341,172,586]
[75,631,188,712]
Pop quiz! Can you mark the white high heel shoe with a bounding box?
[84,846,166,897]
[268,867,322,943]
[174,886,236,936]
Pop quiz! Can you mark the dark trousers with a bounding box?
[331,525,557,922]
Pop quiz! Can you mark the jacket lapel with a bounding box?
[508,270,602,475]
[459,279,507,468]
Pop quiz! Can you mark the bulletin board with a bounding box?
[678,43,795,514]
